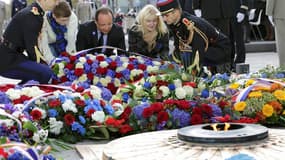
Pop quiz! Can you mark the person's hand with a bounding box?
[268,16,274,26]
[194,9,201,17]
[236,12,245,23]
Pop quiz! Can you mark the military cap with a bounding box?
[156,0,180,15]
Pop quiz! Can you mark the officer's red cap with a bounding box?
[156,0,180,15]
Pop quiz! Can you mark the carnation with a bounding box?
[62,99,78,113]
[91,111,105,123]
[175,87,186,99]
[48,118,63,135]
[159,86,170,97]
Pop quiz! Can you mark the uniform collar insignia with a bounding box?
[31,7,40,15]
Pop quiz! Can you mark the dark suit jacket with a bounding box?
[76,21,126,54]
[193,0,248,19]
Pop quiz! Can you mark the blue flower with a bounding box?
[104,104,114,115]
[122,93,129,102]
[201,89,209,98]
[133,103,149,120]
[275,73,285,78]
[48,109,58,117]
[168,84,176,91]
[101,88,112,101]
[79,115,86,124]
[0,92,11,104]
[143,82,152,89]
[171,108,190,127]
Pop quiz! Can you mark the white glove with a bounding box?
[194,9,202,17]
[236,12,245,23]
[248,9,256,21]
[268,16,274,26]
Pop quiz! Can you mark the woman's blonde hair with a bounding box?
[135,4,168,36]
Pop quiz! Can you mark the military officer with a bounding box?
[0,0,59,84]
[157,0,231,74]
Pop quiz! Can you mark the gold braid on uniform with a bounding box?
[172,18,209,64]
[34,46,46,63]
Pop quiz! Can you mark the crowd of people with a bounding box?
[0,0,282,84]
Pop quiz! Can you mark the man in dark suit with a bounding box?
[179,0,194,14]
[76,6,126,55]
[0,0,59,84]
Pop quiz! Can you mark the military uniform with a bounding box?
[170,12,231,73]
[0,2,53,84]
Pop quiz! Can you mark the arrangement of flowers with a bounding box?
[231,79,285,126]
[51,52,177,94]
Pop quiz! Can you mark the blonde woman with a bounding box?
[128,4,169,60]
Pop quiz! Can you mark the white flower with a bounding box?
[6,88,21,100]
[49,118,63,135]
[122,62,128,68]
[14,104,25,112]
[100,77,109,87]
[78,57,87,63]
[92,76,99,84]
[153,61,161,66]
[120,56,129,62]
[78,74,87,82]
[116,66,125,72]
[109,55,117,60]
[21,86,44,97]
[147,66,159,73]
[114,78,121,87]
[148,75,157,83]
[75,62,84,68]
[130,69,143,78]
[183,85,194,97]
[173,79,182,88]
[62,99,78,113]
[91,111,105,123]
[90,85,102,99]
[150,86,157,95]
[181,73,191,81]
[159,86,170,97]
[175,87,186,99]
[133,86,145,99]
[32,129,48,143]
[99,61,108,68]
[113,103,124,117]
[57,63,65,77]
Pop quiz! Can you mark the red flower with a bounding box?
[107,83,117,94]
[75,99,85,107]
[64,114,75,126]
[115,72,123,78]
[119,106,132,120]
[150,102,164,113]
[138,64,147,70]
[163,99,176,106]
[96,67,107,75]
[60,76,68,82]
[127,64,134,70]
[201,103,213,116]
[60,51,69,57]
[176,100,190,110]
[96,55,105,61]
[105,117,124,127]
[157,111,169,124]
[183,82,196,88]
[0,148,8,158]
[31,109,42,121]
[69,55,77,62]
[87,59,93,65]
[48,99,61,107]
[74,68,84,76]
[111,100,122,105]
[0,84,15,92]
[100,100,106,107]
[86,109,95,117]
[190,114,203,125]
[142,107,154,118]
[119,124,133,134]
[75,86,85,92]
[65,63,74,70]
[192,107,202,115]
[108,61,117,70]
[87,72,94,80]
[215,114,231,123]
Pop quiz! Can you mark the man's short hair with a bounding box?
[95,6,113,21]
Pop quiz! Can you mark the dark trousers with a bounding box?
[0,61,53,84]
[229,18,246,64]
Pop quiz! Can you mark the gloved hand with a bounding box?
[194,9,202,17]
[268,16,274,26]
[236,12,245,23]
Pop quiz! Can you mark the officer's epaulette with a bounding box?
[31,7,40,15]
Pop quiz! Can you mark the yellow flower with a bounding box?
[229,82,239,89]
[248,91,262,98]
[282,110,285,115]
[262,104,274,117]
[234,102,246,111]
[273,90,285,100]
[245,79,255,87]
